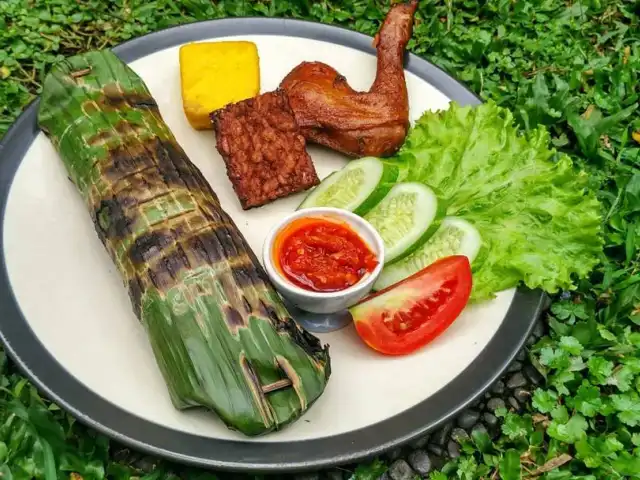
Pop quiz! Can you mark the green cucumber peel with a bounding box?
[297,157,399,215]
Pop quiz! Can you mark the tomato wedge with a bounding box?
[349,255,472,355]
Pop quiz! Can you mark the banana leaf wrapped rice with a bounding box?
[36,50,331,436]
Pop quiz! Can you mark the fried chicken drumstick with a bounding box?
[279,0,418,158]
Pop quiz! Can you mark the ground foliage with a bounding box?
[1,0,640,478]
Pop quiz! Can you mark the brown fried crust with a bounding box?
[210,89,320,210]
[278,0,418,158]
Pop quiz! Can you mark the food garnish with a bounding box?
[179,41,260,130]
[349,255,472,356]
[211,89,320,210]
[394,101,603,301]
[363,182,441,264]
[375,216,481,291]
[298,156,398,215]
[301,101,602,302]
[278,0,418,158]
[37,50,330,437]
[273,216,379,293]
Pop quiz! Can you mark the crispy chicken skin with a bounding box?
[279,0,418,158]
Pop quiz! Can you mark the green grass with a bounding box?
[1,0,640,478]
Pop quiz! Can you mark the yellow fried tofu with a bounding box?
[179,41,260,130]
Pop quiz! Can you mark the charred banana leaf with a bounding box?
[37,50,331,436]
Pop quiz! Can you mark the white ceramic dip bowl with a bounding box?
[262,207,385,314]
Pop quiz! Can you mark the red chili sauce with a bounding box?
[274,217,379,293]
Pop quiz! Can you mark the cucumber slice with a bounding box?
[298,156,398,215]
[373,216,482,291]
[364,182,439,264]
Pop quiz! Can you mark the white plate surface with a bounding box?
[3,35,515,442]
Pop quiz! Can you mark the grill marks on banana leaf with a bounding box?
[36,50,330,436]
[102,84,160,111]
[92,132,278,329]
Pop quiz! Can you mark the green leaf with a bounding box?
[471,427,492,453]
[559,336,584,355]
[611,451,640,477]
[498,449,521,480]
[551,405,569,423]
[550,369,577,396]
[39,440,57,480]
[429,473,448,480]
[611,392,640,426]
[539,347,571,369]
[532,388,558,413]
[395,101,603,301]
[351,459,387,480]
[587,356,615,384]
[502,412,532,440]
[607,365,634,391]
[549,317,572,336]
[567,103,638,160]
[0,465,13,480]
[598,326,618,341]
[568,381,603,417]
[456,456,478,480]
[548,413,588,443]
[551,301,589,323]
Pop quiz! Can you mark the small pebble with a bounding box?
[484,391,492,400]
[407,449,432,476]
[432,423,453,446]
[427,444,444,457]
[456,409,480,430]
[477,402,486,410]
[409,434,430,449]
[451,427,470,444]
[132,456,156,474]
[483,412,499,429]
[487,397,505,412]
[507,396,520,411]
[376,473,390,480]
[526,334,537,347]
[507,372,527,389]
[386,447,403,461]
[516,349,526,362]
[387,459,415,480]
[447,440,461,458]
[508,361,522,373]
[112,448,131,463]
[491,380,505,396]
[533,320,545,338]
[524,365,544,386]
[514,387,531,403]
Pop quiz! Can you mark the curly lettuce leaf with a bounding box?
[396,101,603,301]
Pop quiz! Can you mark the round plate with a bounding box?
[0,18,545,473]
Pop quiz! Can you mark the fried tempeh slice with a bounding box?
[36,50,330,437]
[211,89,320,210]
